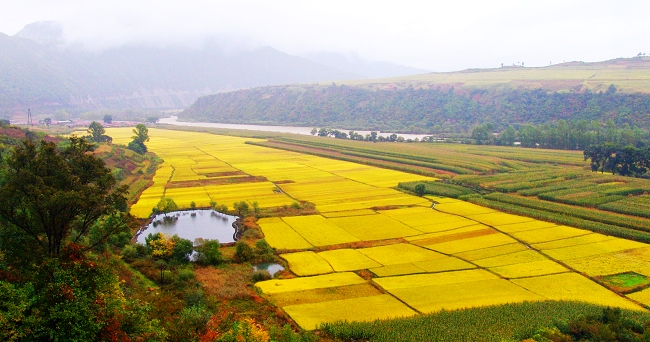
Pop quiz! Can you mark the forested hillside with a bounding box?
[181,83,650,133]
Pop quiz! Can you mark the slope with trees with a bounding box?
[182,83,650,134]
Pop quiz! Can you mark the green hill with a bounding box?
[181,57,650,133]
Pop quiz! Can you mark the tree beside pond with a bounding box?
[155,197,178,216]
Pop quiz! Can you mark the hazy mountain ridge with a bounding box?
[304,51,428,78]
[0,21,373,114]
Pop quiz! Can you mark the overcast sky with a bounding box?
[1,0,648,71]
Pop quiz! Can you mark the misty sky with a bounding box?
[1,0,648,72]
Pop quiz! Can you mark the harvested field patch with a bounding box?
[266,283,382,307]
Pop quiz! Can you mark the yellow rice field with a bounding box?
[358,243,446,265]
[317,249,382,272]
[511,225,592,244]
[489,260,569,278]
[283,294,417,330]
[281,215,360,247]
[387,278,545,313]
[256,272,366,294]
[280,251,333,276]
[562,247,650,277]
[512,273,645,311]
[115,128,650,328]
[256,218,313,250]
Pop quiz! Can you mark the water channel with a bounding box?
[158,116,431,140]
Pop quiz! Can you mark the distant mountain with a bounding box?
[305,51,428,78]
[0,21,363,114]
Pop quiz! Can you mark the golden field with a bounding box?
[108,128,650,330]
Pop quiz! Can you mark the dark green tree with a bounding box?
[127,140,147,154]
[414,183,426,196]
[0,137,129,258]
[194,239,223,266]
[234,241,254,263]
[171,235,193,264]
[128,124,149,154]
[233,201,250,217]
[132,124,150,144]
[103,114,112,124]
[0,137,160,341]
[87,121,111,143]
[471,125,490,145]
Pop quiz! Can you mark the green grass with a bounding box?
[598,272,650,294]
[320,301,650,342]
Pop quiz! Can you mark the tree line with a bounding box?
[471,119,650,150]
[584,142,650,177]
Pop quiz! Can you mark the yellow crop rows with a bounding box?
[542,238,648,260]
[413,257,476,273]
[317,249,382,272]
[113,127,650,328]
[256,272,366,294]
[281,215,360,247]
[280,251,333,276]
[512,273,645,311]
[283,295,417,330]
[489,260,569,278]
[454,243,529,261]
[256,218,313,250]
[511,225,592,244]
[473,250,549,268]
[562,247,650,277]
[328,214,421,241]
[358,243,446,265]
[387,279,544,313]
[495,220,558,233]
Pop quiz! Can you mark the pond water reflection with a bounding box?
[137,210,237,244]
[254,263,285,277]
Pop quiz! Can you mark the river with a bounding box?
[158,116,431,140]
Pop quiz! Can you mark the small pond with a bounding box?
[254,263,285,277]
[137,210,237,244]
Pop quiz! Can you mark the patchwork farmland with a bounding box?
[108,128,650,330]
